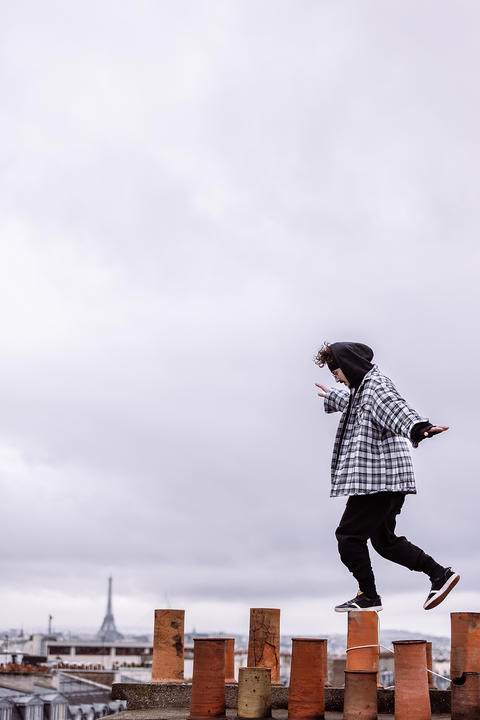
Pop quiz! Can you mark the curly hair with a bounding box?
[314,341,335,369]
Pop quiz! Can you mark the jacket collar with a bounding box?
[354,364,378,394]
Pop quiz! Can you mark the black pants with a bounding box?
[335,492,440,596]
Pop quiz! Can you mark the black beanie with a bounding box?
[329,342,374,389]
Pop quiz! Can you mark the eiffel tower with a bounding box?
[97,577,124,641]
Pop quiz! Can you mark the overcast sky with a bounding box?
[1,1,479,642]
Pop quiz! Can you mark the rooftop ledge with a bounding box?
[109,708,451,720]
[112,682,451,715]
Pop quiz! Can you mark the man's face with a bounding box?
[332,368,350,387]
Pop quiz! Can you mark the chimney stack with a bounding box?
[187,639,227,720]
[346,612,379,681]
[393,640,431,720]
[451,612,480,682]
[225,638,236,684]
[151,609,185,682]
[288,638,326,720]
[343,669,377,720]
[237,667,271,719]
[247,609,281,684]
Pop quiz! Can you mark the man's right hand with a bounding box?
[315,383,329,398]
[425,426,449,437]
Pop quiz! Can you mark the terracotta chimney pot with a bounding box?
[346,612,379,673]
[343,670,377,720]
[288,639,326,720]
[247,609,281,684]
[393,640,431,720]
[451,612,480,682]
[152,609,185,682]
[452,671,480,720]
[187,638,227,720]
[321,640,330,686]
[225,638,236,683]
[426,642,434,688]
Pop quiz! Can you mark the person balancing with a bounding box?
[315,341,459,612]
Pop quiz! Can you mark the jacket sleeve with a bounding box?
[370,382,428,439]
[324,387,350,414]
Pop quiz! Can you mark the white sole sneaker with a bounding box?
[423,572,460,610]
[334,603,383,613]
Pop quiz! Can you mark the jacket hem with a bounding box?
[330,487,417,497]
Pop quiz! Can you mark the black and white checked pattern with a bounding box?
[324,366,427,497]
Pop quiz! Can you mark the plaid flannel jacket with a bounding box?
[324,366,427,497]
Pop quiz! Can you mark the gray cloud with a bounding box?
[0,0,479,636]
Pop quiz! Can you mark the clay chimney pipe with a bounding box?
[343,670,377,720]
[247,609,281,684]
[452,671,480,720]
[426,642,434,688]
[152,609,184,682]
[393,640,431,720]
[321,640,330,686]
[451,612,480,682]
[237,667,271,719]
[187,638,227,720]
[288,639,326,720]
[346,612,379,679]
[225,638,236,684]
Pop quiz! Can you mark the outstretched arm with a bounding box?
[371,382,449,443]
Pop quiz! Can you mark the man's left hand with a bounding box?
[315,383,329,398]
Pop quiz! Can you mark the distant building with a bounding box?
[0,671,125,720]
[46,642,151,671]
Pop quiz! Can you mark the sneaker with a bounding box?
[423,567,460,610]
[334,590,383,613]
